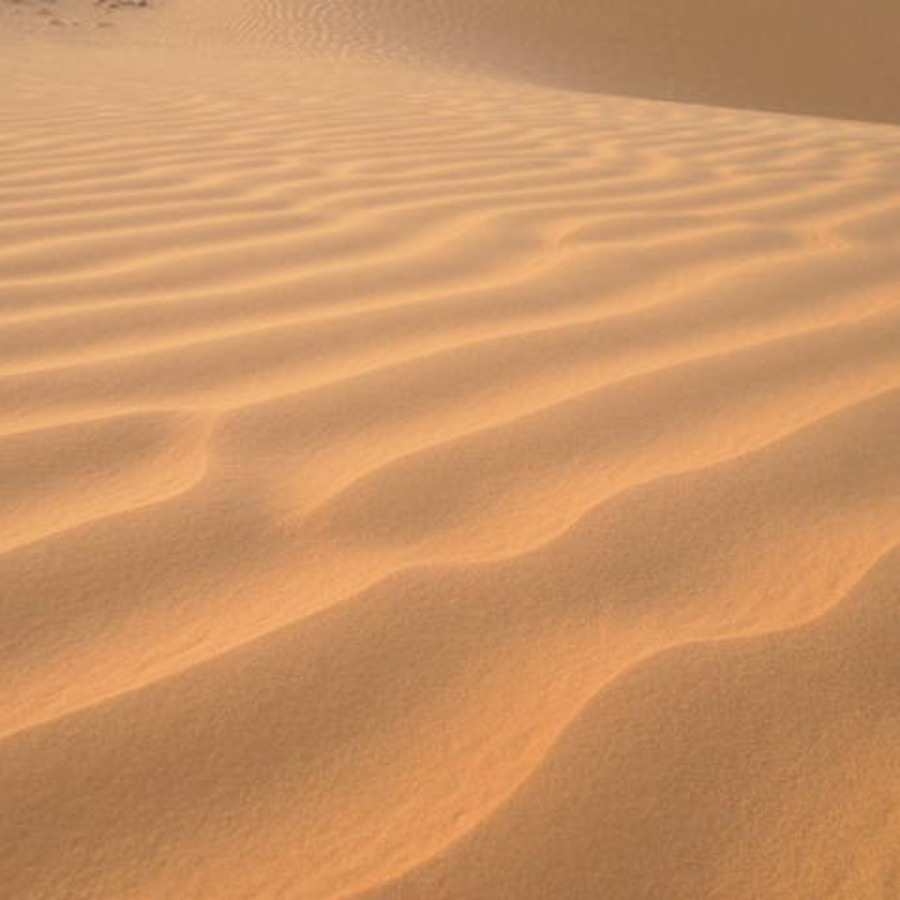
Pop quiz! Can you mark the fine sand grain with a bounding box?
[1,2,899,898]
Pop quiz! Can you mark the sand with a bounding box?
[1,1,899,898]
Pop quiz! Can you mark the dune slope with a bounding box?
[1,1,899,898]
[264,0,900,123]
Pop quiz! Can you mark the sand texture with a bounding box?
[1,1,899,898]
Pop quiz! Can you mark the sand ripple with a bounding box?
[1,6,899,899]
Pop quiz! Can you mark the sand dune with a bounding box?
[1,1,899,898]
[233,0,900,123]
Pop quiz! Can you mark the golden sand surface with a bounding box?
[1,2,899,897]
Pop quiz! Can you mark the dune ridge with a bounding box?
[1,2,899,898]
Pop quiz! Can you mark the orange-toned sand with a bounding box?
[1,2,899,898]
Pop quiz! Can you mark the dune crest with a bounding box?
[1,1,899,898]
